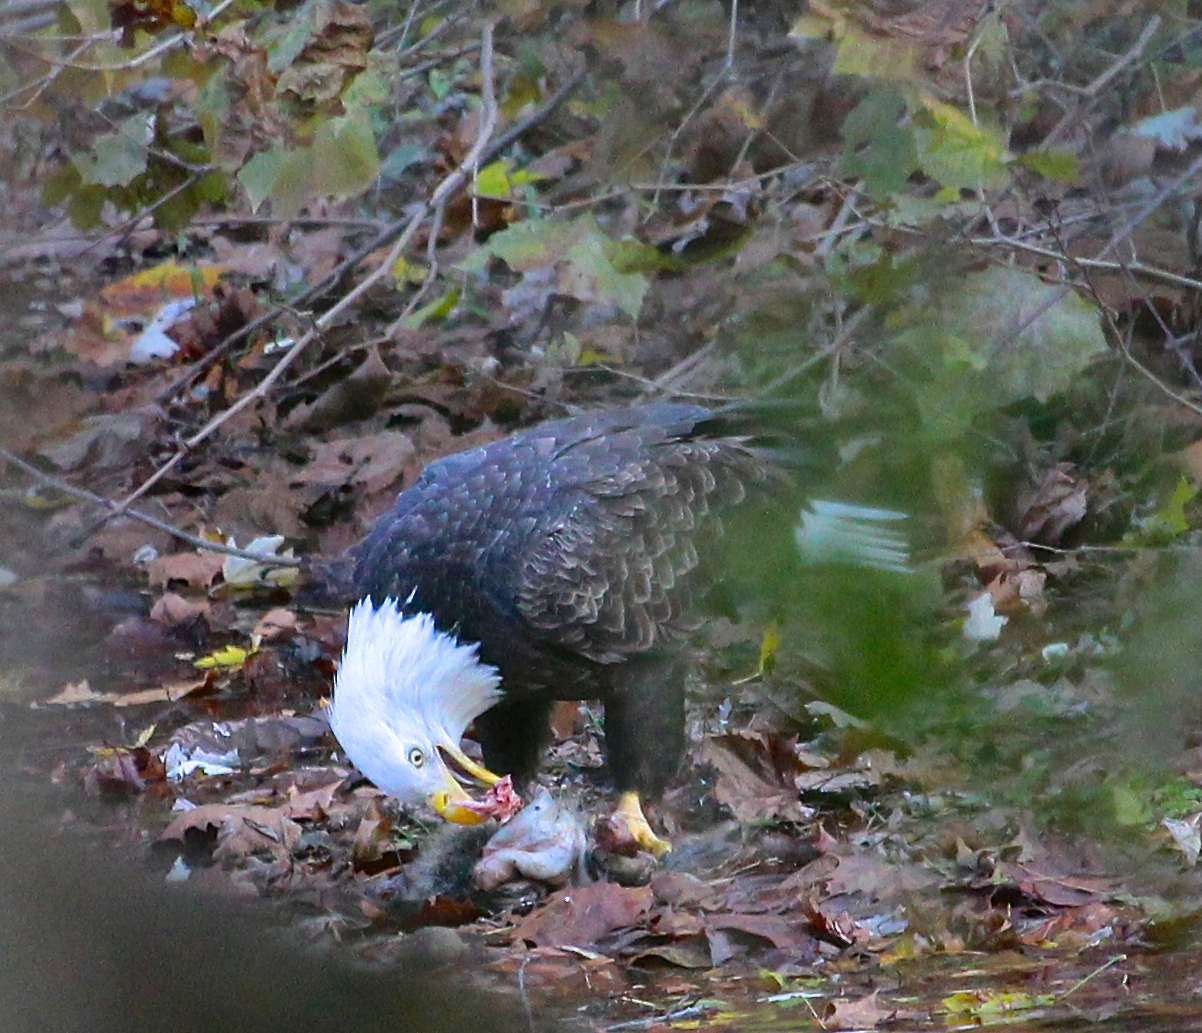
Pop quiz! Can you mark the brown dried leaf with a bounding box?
[148,552,225,590]
[159,803,303,862]
[823,990,895,1030]
[291,431,415,494]
[150,591,211,625]
[698,733,813,824]
[825,852,941,899]
[705,913,810,952]
[1015,463,1089,545]
[109,679,209,707]
[37,408,162,471]
[283,346,394,432]
[39,680,106,706]
[513,882,653,947]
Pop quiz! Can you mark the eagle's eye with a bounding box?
[407,746,426,768]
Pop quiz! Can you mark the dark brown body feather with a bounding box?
[352,403,766,796]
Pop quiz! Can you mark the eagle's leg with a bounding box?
[603,652,686,857]
[472,697,554,789]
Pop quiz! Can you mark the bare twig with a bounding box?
[972,235,1202,293]
[1042,17,1161,149]
[0,446,301,565]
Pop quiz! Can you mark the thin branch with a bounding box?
[973,235,1202,293]
[0,446,301,565]
[1042,17,1161,149]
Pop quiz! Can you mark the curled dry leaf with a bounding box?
[1015,463,1089,545]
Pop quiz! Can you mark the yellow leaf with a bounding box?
[758,620,780,677]
[194,644,252,670]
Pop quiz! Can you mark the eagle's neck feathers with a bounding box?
[333,598,502,743]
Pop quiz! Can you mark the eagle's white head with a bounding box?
[330,597,503,822]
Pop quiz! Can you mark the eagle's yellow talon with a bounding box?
[616,791,672,857]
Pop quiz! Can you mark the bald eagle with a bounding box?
[329,403,904,855]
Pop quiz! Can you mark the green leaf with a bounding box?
[833,24,921,82]
[1124,476,1198,545]
[73,114,152,188]
[380,142,429,181]
[269,148,316,219]
[474,158,544,198]
[311,113,379,198]
[239,148,288,212]
[342,52,397,111]
[463,217,581,272]
[266,0,317,74]
[913,95,1010,190]
[465,216,650,318]
[939,266,1108,403]
[1017,150,1080,183]
[563,227,648,318]
[841,89,919,199]
[67,185,107,230]
[402,287,461,329]
[41,162,82,208]
[602,237,673,275]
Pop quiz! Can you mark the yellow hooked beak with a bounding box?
[429,742,502,825]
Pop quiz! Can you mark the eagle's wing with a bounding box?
[512,408,764,663]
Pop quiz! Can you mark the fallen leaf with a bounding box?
[825,853,942,899]
[290,431,415,494]
[698,733,813,823]
[158,803,303,862]
[513,882,653,947]
[283,346,394,431]
[148,551,225,590]
[150,591,211,625]
[37,408,163,471]
[1015,463,1089,545]
[253,608,297,638]
[706,913,810,952]
[823,990,895,1030]
[194,644,253,670]
[38,680,107,706]
[109,679,208,707]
